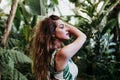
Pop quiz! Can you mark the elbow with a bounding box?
[78,31,87,40]
[84,34,87,40]
[80,33,87,43]
[83,34,87,42]
[80,32,87,41]
[77,33,87,45]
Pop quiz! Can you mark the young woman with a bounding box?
[33,15,86,80]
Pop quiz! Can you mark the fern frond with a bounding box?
[0,48,33,80]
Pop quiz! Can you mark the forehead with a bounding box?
[55,20,64,25]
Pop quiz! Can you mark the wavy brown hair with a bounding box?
[33,15,60,80]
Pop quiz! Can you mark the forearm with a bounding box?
[56,22,87,62]
[66,23,86,39]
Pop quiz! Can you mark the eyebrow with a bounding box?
[59,24,64,26]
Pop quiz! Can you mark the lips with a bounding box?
[66,32,69,36]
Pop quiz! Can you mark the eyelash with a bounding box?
[59,24,64,29]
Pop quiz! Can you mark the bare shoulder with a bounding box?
[54,37,86,71]
[54,41,81,72]
[54,48,68,72]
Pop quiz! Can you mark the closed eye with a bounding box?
[59,24,64,29]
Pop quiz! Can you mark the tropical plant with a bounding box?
[67,0,120,80]
[0,47,33,80]
[0,0,120,80]
[0,0,47,80]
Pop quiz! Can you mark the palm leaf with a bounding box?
[7,49,32,64]
[99,0,120,30]
[98,0,110,16]
[0,48,32,80]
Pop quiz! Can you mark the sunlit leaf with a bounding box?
[25,0,47,15]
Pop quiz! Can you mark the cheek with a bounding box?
[55,31,63,38]
[55,30,65,38]
[55,31,69,40]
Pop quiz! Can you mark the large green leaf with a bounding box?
[25,0,47,15]
[52,0,59,5]
[19,1,32,24]
[14,8,22,30]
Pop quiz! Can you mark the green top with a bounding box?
[50,49,78,80]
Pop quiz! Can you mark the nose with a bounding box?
[66,27,70,32]
[64,23,70,31]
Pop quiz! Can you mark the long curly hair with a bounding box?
[33,15,60,80]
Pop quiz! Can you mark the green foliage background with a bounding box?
[0,0,120,80]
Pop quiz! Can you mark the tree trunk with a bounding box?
[1,0,19,48]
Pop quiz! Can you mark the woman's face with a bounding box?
[54,20,70,41]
